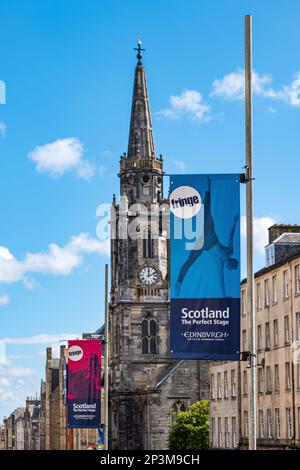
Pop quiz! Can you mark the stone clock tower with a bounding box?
[109,43,208,450]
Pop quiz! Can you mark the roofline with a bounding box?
[266,231,300,246]
[241,249,300,285]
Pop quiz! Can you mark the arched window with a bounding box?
[142,316,157,354]
[170,401,187,424]
[159,211,163,236]
[143,229,154,259]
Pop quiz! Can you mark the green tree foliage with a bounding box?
[168,400,209,450]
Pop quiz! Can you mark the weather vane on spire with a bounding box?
[134,34,145,64]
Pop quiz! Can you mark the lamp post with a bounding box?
[245,14,257,451]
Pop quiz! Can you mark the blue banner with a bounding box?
[170,174,240,360]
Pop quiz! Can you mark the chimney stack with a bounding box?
[268,224,300,244]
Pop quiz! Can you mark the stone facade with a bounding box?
[13,407,25,450]
[209,361,240,448]
[109,50,209,450]
[43,345,99,450]
[209,225,300,449]
[2,399,41,450]
[3,414,13,450]
[2,341,103,450]
[0,425,5,450]
[44,347,61,450]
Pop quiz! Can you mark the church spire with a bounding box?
[127,39,156,160]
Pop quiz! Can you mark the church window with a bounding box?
[170,401,187,424]
[143,230,154,258]
[159,211,163,235]
[142,317,157,354]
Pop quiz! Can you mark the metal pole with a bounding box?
[104,263,109,450]
[245,15,256,450]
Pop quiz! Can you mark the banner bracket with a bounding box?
[240,171,255,183]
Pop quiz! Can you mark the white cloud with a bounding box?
[158,90,210,122]
[211,69,275,101]
[0,246,23,283]
[0,247,14,261]
[280,71,300,106]
[23,277,38,290]
[174,160,187,172]
[9,355,33,360]
[211,69,300,107]
[0,390,19,402]
[0,233,109,284]
[0,358,37,420]
[0,80,6,105]
[0,333,79,346]
[8,367,34,378]
[76,160,95,180]
[24,233,109,275]
[211,69,245,100]
[28,137,95,180]
[241,216,277,255]
[0,121,6,137]
[0,377,10,387]
[268,106,277,113]
[0,294,10,306]
[98,165,107,177]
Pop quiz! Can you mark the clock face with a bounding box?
[139,266,158,285]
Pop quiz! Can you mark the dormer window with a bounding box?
[265,244,275,267]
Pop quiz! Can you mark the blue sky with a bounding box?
[0,0,299,420]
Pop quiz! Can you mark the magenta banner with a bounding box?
[67,339,101,428]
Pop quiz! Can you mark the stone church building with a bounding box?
[108,44,209,450]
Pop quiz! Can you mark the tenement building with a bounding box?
[1,336,105,450]
[2,398,41,450]
[43,345,99,450]
[109,44,209,450]
[209,224,300,449]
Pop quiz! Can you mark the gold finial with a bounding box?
[134,35,145,64]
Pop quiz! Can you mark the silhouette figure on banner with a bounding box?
[175,177,239,298]
[68,353,101,400]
